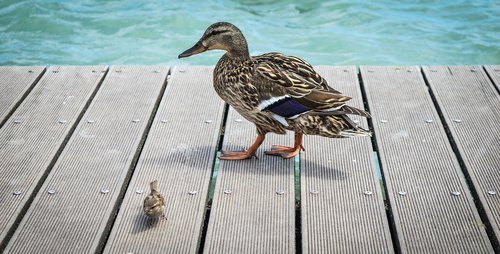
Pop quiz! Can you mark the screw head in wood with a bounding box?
[425,119,433,123]
[451,191,461,196]
[363,190,373,196]
[100,188,110,194]
[205,120,213,124]
[487,190,496,196]
[135,189,144,194]
[276,190,285,195]
[48,189,56,194]
[13,190,22,195]
[13,119,22,124]
[188,190,197,195]
[223,189,232,194]
[52,70,59,73]
[87,119,95,124]
[234,119,242,123]
[398,191,407,196]
[310,189,319,195]
[28,70,34,73]
[160,119,168,123]
[380,119,388,123]
[452,119,462,123]
[132,119,140,123]
[58,119,67,124]
[154,70,159,73]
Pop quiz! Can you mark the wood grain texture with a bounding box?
[362,66,493,253]
[423,65,500,248]
[301,66,393,253]
[1,65,498,253]
[484,65,500,92]
[0,66,106,247]
[4,66,168,253]
[104,66,225,254]
[203,111,295,253]
[0,66,45,127]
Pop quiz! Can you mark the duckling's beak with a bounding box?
[178,41,208,58]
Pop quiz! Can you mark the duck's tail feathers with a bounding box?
[341,105,371,118]
[310,105,371,118]
[340,127,372,137]
[340,115,372,137]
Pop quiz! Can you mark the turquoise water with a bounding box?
[0,0,499,66]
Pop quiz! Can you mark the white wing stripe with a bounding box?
[272,114,289,127]
[257,95,290,111]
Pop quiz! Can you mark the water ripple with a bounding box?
[0,0,498,66]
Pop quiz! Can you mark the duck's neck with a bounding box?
[227,48,250,60]
[226,34,250,61]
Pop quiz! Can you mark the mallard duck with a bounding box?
[179,22,370,160]
[143,180,166,225]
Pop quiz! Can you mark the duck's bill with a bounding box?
[178,41,207,58]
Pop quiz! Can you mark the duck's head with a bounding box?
[178,22,249,59]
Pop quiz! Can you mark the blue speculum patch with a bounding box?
[266,98,310,117]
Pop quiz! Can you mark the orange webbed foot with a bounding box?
[264,133,304,159]
[220,134,265,160]
[220,150,258,160]
[265,144,304,159]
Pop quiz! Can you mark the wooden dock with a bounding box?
[0,65,499,253]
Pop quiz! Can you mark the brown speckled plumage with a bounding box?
[143,180,166,225]
[179,22,371,159]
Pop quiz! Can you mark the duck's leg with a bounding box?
[220,134,265,160]
[265,132,304,159]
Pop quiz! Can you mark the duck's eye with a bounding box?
[209,30,226,36]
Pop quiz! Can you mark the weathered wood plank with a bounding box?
[423,65,500,248]
[0,66,45,127]
[301,66,393,253]
[0,66,106,248]
[4,66,168,253]
[203,112,295,253]
[104,66,225,254]
[362,66,493,253]
[484,65,500,92]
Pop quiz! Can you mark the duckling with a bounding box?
[143,180,166,225]
[179,22,370,160]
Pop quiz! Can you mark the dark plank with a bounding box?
[203,113,295,252]
[423,65,500,246]
[4,66,168,253]
[362,66,493,253]
[0,66,106,248]
[301,66,393,253]
[0,66,45,126]
[484,65,500,92]
[104,66,225,253]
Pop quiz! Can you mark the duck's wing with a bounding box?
[253,53,369,118]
